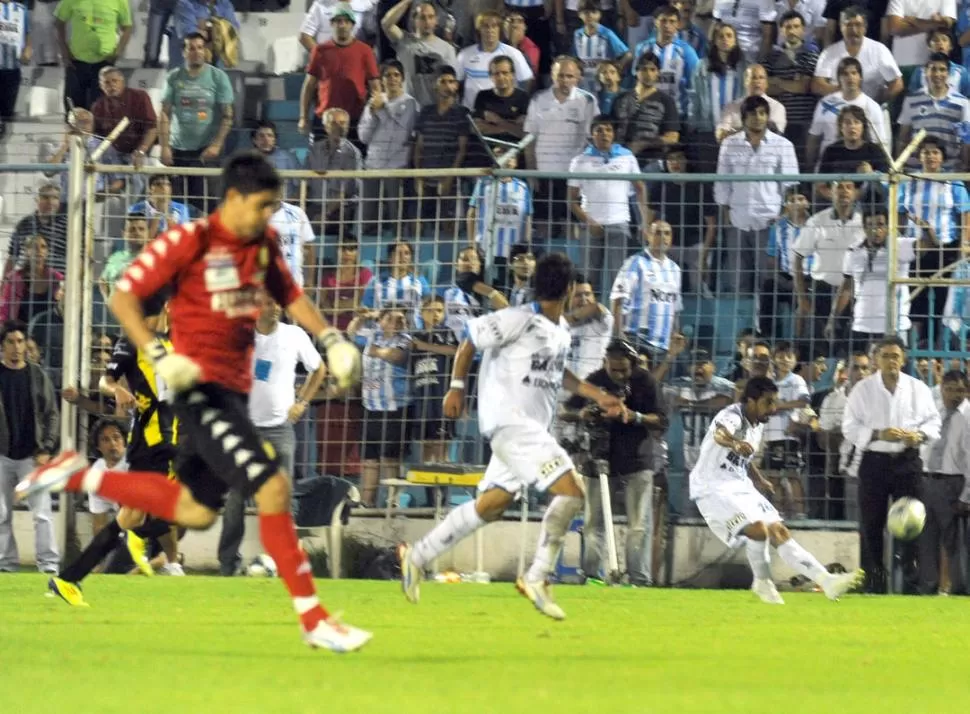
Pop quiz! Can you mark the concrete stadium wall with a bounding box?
[11,511,860,588]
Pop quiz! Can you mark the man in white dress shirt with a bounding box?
[918,369,970,595]
[843,335,941,593]
[217,295,329,576]
[714,95,800,295]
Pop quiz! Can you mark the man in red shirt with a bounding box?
[298,3,380,141]
[16,153,371,654]
[90,67,158,169]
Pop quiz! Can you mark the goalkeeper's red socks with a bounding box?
[67,468,181,523]
[260,512,330,632]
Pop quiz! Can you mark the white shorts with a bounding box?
[88,493,118,516]
[694,481,781,547]
[479,422,576,495]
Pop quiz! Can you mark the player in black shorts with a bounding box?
[18,153,370,653]
[49,296,180,605]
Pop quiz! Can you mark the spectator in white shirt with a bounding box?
[826,202,936,353]
[525,55,599,233]
[714,95,800,294]
[762,341,811,517]
[812,6,904,103]
[842,335,941,593]
[455,10,534,109]
[269,201,316,290]
[217,295,328,576]
[716,64,788,141]
[805,56,889,169]
[568,115,650,294]
[918,369,970,595]
[886,0,955,76]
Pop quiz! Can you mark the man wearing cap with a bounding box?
[300,3,382,139]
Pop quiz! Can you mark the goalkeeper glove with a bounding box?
[145,339,202,395]
[317,328,361,389]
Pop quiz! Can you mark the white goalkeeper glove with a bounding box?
[317,328,361,389]
[146,339,202,395]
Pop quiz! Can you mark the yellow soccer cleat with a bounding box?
[126,531,154,576]
[48,577,89,607]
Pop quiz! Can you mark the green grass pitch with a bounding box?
[0,574,966,714]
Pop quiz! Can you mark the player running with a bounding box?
[49,297,182,606]
[398,253,623,620]
[17,153,370,653]
[691,376,863,604]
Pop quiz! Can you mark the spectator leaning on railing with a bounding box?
[91,67,158,170]
[0,318,59,574]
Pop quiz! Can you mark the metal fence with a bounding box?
[3,149,970,545]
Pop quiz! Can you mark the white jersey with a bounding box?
[465,303,572,438]
[689,403,765,499]
[567,307,613,379]
[764,371,810,442]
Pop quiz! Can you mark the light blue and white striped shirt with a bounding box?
[362,273,432,324]
[355,328,412,412]
[573,23,629,90]
[767,218,814,276]
[708,69,742,126]
[0,2,28,70]
[897,179,970,246]
[899,90,970,171]
[469,177,532,260]
[510,283,534,307]
[908,61,970,98]
[609,250,683,351]
[633,37,699,117]
[128,199,193,235]
[944,259,970,335]
[442,285,484,343]
[269,201,316,287]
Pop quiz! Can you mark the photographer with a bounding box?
[562,339,667,585]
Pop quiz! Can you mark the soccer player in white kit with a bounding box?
[398,254,623,620]
[691,376,863,604]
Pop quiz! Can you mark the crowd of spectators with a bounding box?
[2,0,970,584]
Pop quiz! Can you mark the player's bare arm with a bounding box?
[442,339,477,418]
[747,461,775,495]
[714,425,753,457]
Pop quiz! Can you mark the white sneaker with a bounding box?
[303,617,372,653]
[159,562,185,576]
[397,543,422,604]
[15,451,89,501]
[752,578,785,605]
[821,569,864,601]
[515,577,566,620]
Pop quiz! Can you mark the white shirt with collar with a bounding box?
[250,322,323,428]
[843,371,942,455]
[793,206,864,288]
[524,86,599,172]
[765,370,810,442]
[714,129,800,231]
[567,143,641,225]
[919,401,970,480]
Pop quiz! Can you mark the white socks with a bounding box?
[776,538,829,584]
[411,500,486,568]
[745,537,772,581]
[525,496,583,583]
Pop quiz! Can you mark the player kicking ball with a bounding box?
[17,153,370,653]
[690,377,863,604]
[398,253,623,620]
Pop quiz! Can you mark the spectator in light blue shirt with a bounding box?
[171,0,239,68]
[128,174,195,238]
[573,0,632,92]
[251,120,301,199]
[596,60,623,115]
[634,4,699,119]
[907,30,970,97]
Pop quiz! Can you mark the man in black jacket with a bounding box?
[0,319,59,572]
[564,339,667,585]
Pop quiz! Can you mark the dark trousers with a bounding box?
[65,59,108,111]
[759,272,795,340]
[509,4,552,75]
[857,449,921,594]
[0,68,21,118]
[918,473,968,595]
[172,148,216,213]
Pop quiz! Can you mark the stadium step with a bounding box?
[264,100,302,123]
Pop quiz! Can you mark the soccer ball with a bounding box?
[246,554,278,577]
[887,497,926,541]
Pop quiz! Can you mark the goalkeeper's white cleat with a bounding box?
[751,578,785,605]
[516,577,566,620]
[821,569,864,601]
[15,451,88,502]
[303,617,372,653]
